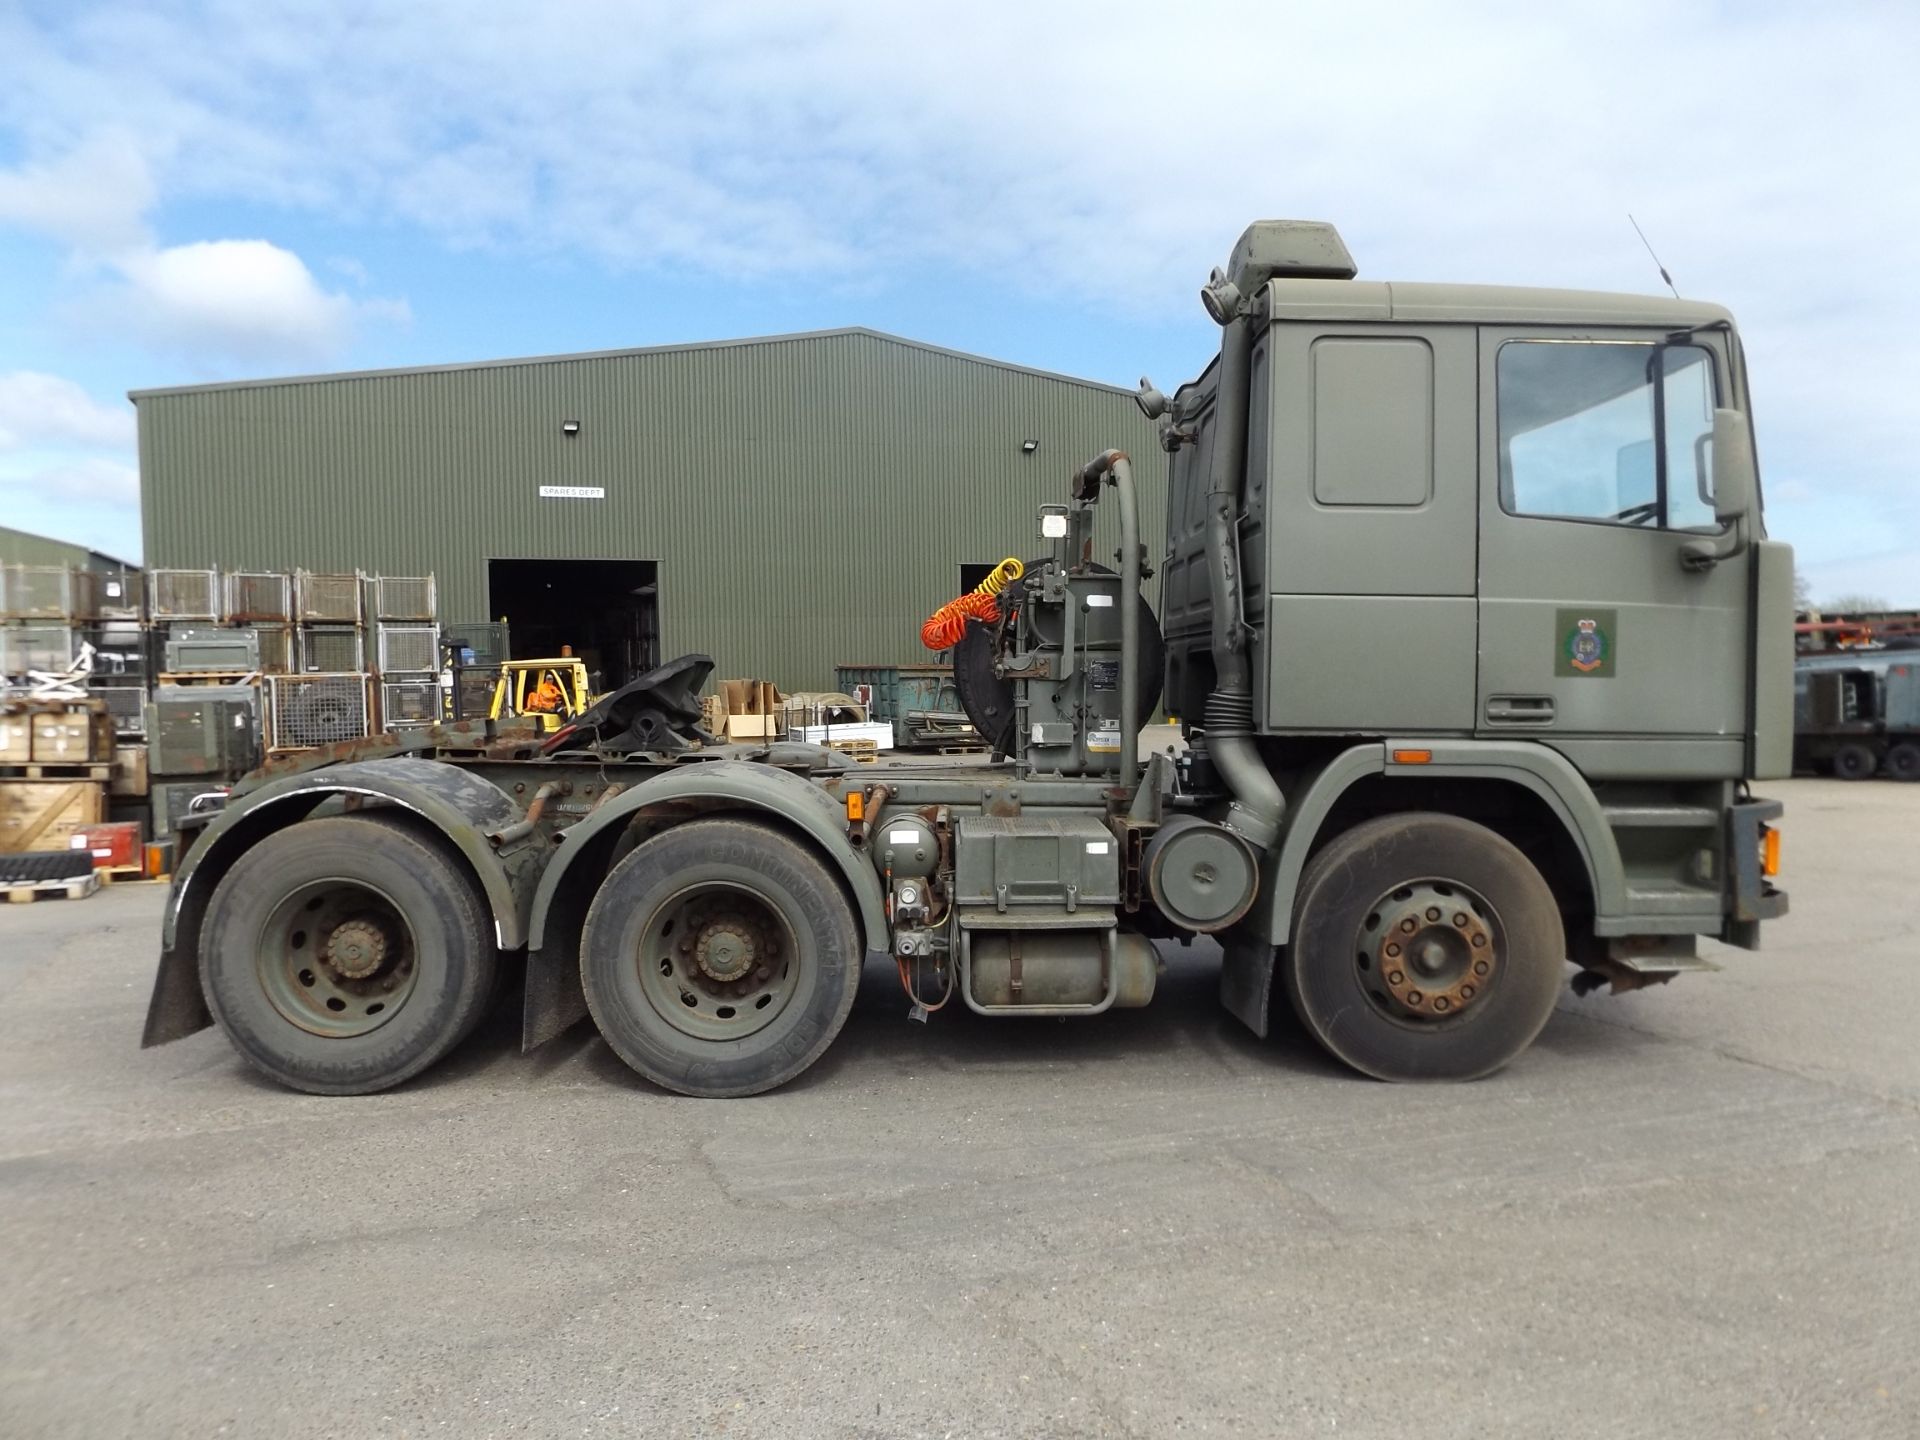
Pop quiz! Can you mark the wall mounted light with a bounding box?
[562,420,581,437]
[1020,439,1039,455]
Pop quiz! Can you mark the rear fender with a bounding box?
[142,758,533,1047]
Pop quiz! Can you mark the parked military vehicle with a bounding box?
[1793,647,1920,780]
[142,220,1792,1097]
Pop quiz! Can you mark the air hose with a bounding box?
[919,557,1023,651]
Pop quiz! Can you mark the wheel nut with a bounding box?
[1471,934,1487,948]
[1461,985,1475,1000]
[1433,997,1450,1012]
[1388,970,1404,986]
[1385,942,1401,958]
[1473,960,1489,976]
[756,966,771,981]
[1453,913,1468,927]
[1407,990,1423,1005]
[1399,918,1416,934]
[1426,906,1441,921]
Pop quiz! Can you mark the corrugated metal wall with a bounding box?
[136,330,1167,690]
[0,525,123,571]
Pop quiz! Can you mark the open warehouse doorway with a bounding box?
[487,558,661,693]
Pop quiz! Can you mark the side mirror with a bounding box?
[1710,408,1755,524]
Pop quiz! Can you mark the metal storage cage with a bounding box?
[373,574,437,622]
[255,624,295,674]
[297,626,364,674]
[376,623,440,674]
[380,676,441,728]
[1,565,75,620]
[295,570,364,624]
[91,684,148,737]
[148,569,221,621]
[442,620,509,667]
[266,674,372,751]
[72,569,141,621]
[0,624,76,678]
[225,571,293,623]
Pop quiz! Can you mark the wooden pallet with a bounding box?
[97,864,146,885]
[826,738,880,760]
[0,762,113,782]
[3,871,100,904]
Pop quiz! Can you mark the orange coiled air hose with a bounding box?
[919,557,1023,651]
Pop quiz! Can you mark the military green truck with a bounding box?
[141,220,1792,1097]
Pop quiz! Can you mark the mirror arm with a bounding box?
[1680,518,1745,572]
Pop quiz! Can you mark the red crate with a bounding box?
[68,821,141,872]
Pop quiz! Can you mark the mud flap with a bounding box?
[522,953,590,1051]
[1218,921,1278,1038]
[141,946,213,1047]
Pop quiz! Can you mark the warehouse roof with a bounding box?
[128,326,1137,402]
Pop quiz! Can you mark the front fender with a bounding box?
[143,758,534,1047]
[526,760,889,953]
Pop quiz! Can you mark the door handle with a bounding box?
[1485,695,1556,725]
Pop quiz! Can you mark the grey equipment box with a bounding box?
[952,813,1121,911]
[146,684,261,777]
[165,626,260,674]
[149,779,228,840]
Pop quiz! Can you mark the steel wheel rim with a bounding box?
[635,881,801,1041]
[1353,878,1503,1028]
[256,879,420,1037]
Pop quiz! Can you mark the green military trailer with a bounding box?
[142,220,1793,1097]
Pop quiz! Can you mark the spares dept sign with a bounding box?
[538,485,605,500]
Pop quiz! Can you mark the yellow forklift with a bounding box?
[489,653,593,731]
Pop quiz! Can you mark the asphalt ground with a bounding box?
[0,775,1915,1439]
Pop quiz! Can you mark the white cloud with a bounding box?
[1,454,141,507]
[112,239,407,363]
[0,130,154,253]
[0,371,135,451]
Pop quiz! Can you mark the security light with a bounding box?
[1134,377,1168,419]
[1200,266,1242,326]
[562,420,581,437]
[1039,505,1070,539]
[1020,439,1039,455]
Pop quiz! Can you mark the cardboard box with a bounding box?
[0,780,105,854]
[725,713,787,740]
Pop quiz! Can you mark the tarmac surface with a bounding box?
[1,775,1916,1438]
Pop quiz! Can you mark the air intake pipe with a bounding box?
[1199,306,1284,850]
[1074,449,1142,787]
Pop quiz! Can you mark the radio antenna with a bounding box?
[1628,213,1679,298]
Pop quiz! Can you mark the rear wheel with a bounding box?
[581,818,862,1097]
[1283,813,1564,1082]
[198,816,498,1094]
[1832,742,1879,780]
[1884,742,1919,783]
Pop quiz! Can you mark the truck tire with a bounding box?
[1886,742,1920,783]
[1832,742,1879,780]
[198,816,499,1094]
[1282,813,1564,1082]
[580,818,862,1097]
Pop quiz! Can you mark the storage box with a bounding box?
[0,780,105,854]
[0,711,31,764]
[68,821,140,871]
[111,744,150,797]
[32,709,114,764]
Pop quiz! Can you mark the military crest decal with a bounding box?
[1554,607,1617,678]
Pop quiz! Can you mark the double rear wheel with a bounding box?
[1283,813,1565,1081]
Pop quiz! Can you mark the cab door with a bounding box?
[1475,329,1749,778]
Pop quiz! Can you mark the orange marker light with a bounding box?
[846,791,865,823]
[1761,825,1782,878]
[1391,749,1433,765]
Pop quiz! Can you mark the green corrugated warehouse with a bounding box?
[133,328,1164,693]
[0,523,132,572]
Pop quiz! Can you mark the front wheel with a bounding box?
[1884,742,1919,783]
[580,818,863,1097]
[1283,813,1565,1082]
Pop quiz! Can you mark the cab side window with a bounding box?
[1498,339,1719,530]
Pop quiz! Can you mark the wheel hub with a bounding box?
[325,916,392,980]
[694,917,761,983]
[1361,883,1498,1019]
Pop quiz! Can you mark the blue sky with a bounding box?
[1,0,1915,605]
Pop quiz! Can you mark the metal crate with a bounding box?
[1,565,75,620]
[255,624,295,675]
[380,675,441,729]
[148,684,261,776]
[266,674,371,751]
[165,626,261,674]
[91,684,148,737]
[225,571,292,622]
[73,569,141,621]
[0,624,76,677]
[373,575,437,622]
[295,570,363,624]
[443,621,509,667]
[376,623,439,674]
[147,569,220,621]
[297,626,364,673]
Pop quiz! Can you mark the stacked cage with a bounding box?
[147,568,265,833]
[371,575,440,730]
